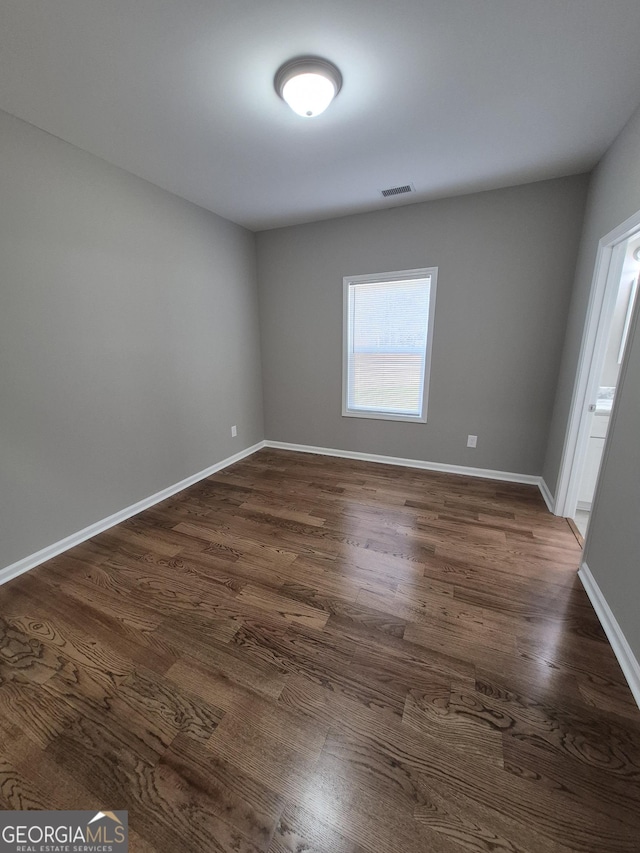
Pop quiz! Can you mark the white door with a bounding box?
[555,212,640,533]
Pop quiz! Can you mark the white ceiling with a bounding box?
[1,0,640,231]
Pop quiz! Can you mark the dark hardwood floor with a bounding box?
[1,448,639,852]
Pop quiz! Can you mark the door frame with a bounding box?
[555,207,640,519]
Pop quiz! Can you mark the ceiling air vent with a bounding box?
[380,183,415,198]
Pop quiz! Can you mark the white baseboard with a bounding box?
[538,478,555,514]
[0,441,266,588]
[264,440,541,486]
[579,562,640,709]
[0,438,552,592]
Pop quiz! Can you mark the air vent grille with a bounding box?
[380,184,414,198]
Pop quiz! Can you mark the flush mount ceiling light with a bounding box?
[275,57,342,118]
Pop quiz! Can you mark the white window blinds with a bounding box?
[343,269,436,422]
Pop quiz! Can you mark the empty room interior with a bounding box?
[1,2,640,851]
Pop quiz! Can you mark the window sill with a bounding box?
[342,409,427,424]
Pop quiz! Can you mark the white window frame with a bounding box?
[342,266,438,423]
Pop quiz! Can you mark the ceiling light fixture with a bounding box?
[275,57,342,118]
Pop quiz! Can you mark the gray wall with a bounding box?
[257,176,588,475]
[0,110,263,572]
[544,103,640,656]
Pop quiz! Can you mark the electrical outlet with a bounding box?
[467,434,477,448]
[231,425,237,437]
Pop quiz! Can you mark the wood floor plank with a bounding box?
[166,646,289,708]
[413,773,577,853]
[268,802,368,853]
[206,712,319,805]
[293,754,463,853]
[0,615,66,685]
[235,584,330,630]
[0,448,638,853]
[401,688,504,764]
[160,734,285,852]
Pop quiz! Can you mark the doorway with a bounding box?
[555,210,640,535]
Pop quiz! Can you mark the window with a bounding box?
[342,267,437,422]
